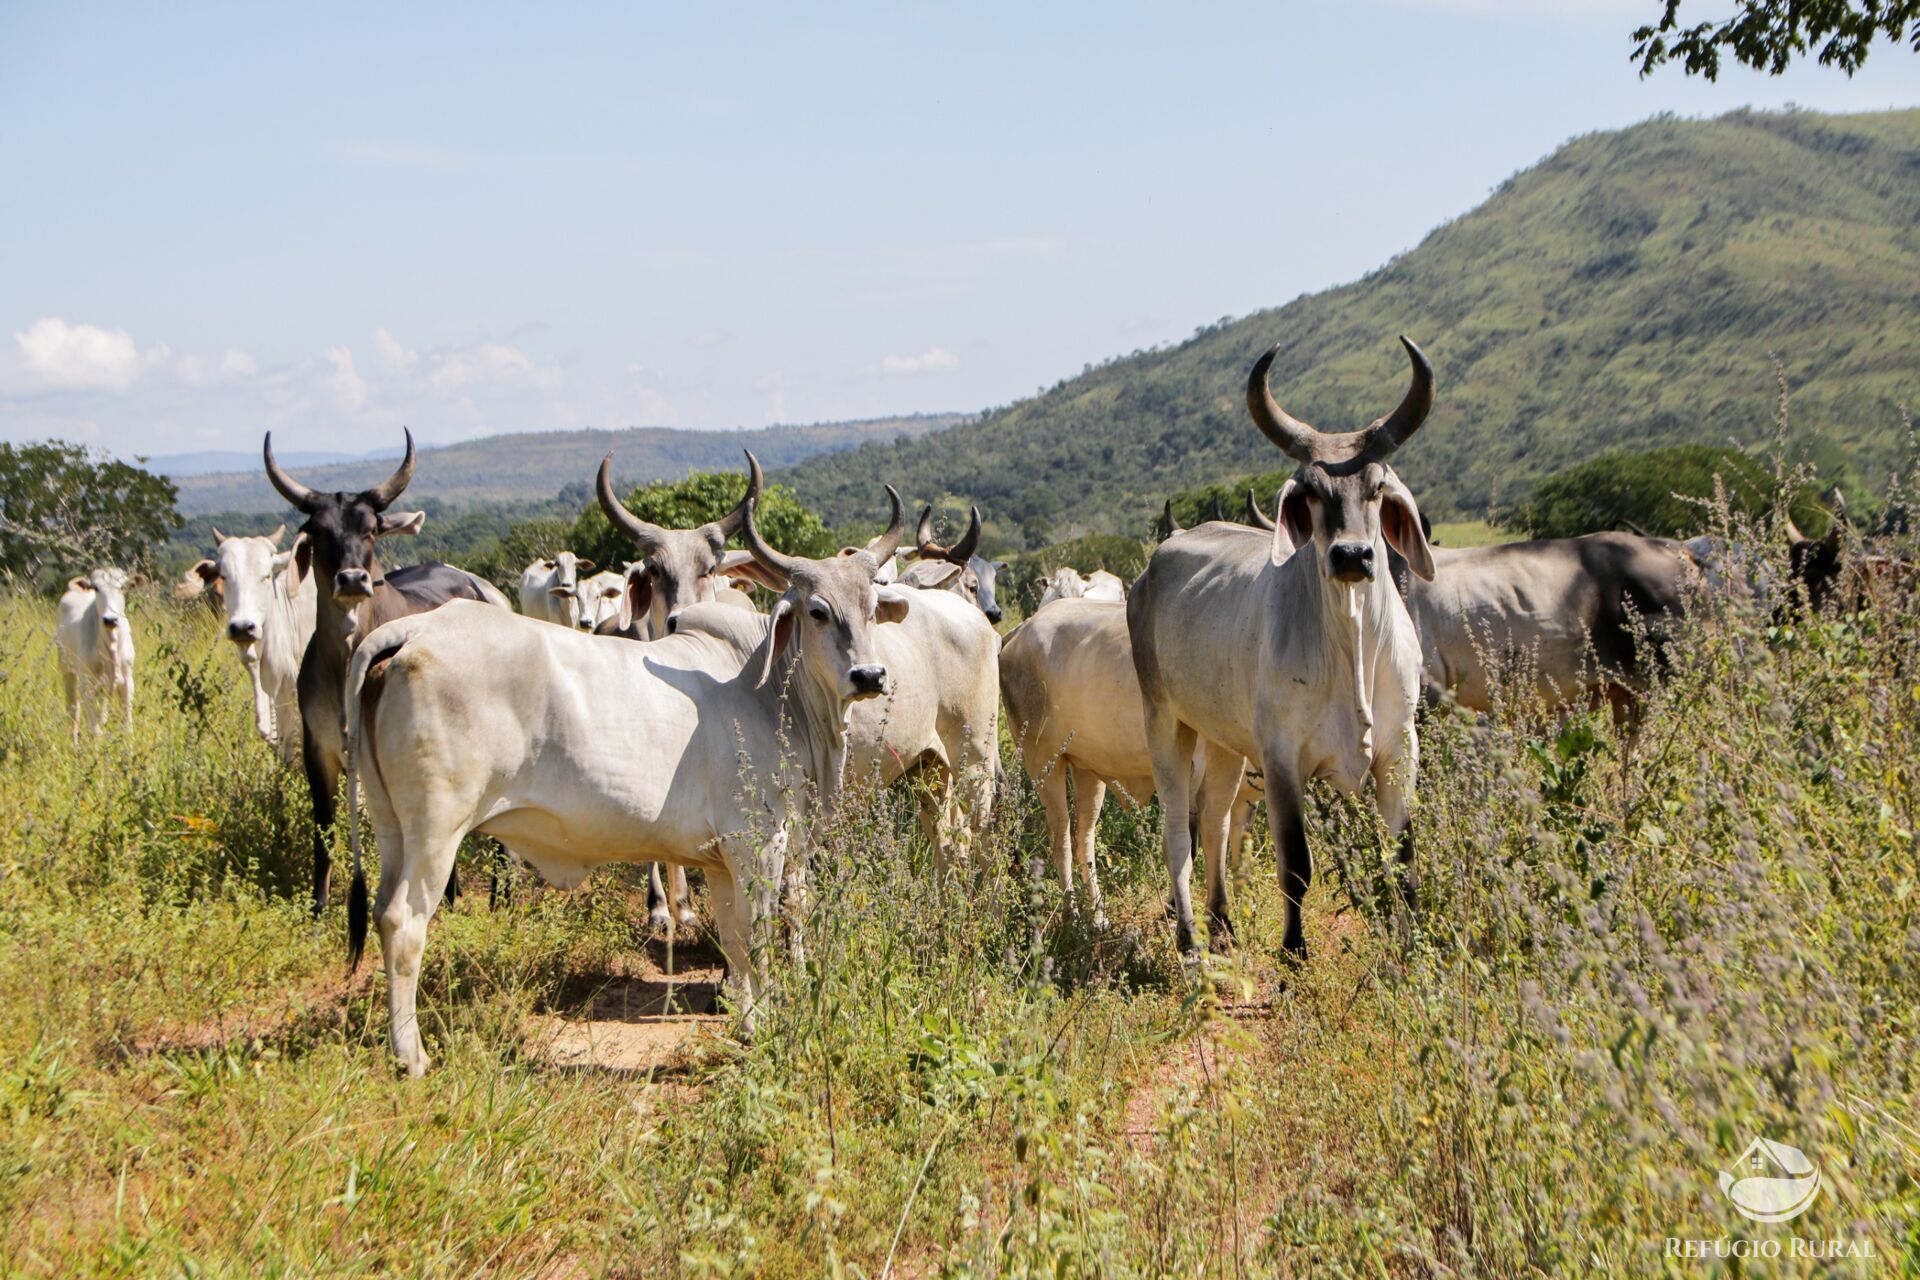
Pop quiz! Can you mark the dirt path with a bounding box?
[521,933,729,1076]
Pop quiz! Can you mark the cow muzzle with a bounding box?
[1328,542,1375,583]
[227,618,261,645]
[100,614,121,629]
[848,664,891,698]
[333,569,374,602]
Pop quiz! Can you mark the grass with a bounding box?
[2,535,1917,1276]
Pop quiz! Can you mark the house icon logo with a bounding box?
[1718,1136,1821,1223]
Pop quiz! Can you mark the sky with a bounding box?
[3,1,1918,462]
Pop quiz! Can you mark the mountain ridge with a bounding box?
[780,107,1920,545]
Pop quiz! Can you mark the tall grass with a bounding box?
[0,541,1915,1275]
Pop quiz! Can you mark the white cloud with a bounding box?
[880,346,961,376]
[429,342,559,394]
[218,348,256,378]
[326,346,368,410]
[14,318,148,391]
[373,327,417,370]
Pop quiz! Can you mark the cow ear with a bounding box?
[575,559,595,574]
[1379,472,1434,581]
[619,569,653,632]
[193,558,221,583]
[876,585,911,625]
[378,510,427,537]
[1273,479,1309,566]
[911,560,966,589]
[753,597,797,688]
[718,549,787,591]
[128,573,147,589]
[68,576,91,593]
[281,533,312,597]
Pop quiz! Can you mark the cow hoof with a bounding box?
[648,906,672,933]
[676,909,699,929]
[1278,940,1309,968]
[1091,911,1110,931]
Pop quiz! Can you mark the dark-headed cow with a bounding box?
[264,430,509,915]
[1130,337,1437,959]
[341,490,910,1075]
[1249,486,1691,714]
[595,454,765,639]
[183,526,317,760]
[902,505,1005,624]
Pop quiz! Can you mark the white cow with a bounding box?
[1084,570,1125,602]
[1001,595,1262,926]
[342,491,909,1075]
[576,569,628,634]
[184,525,317,760]
[900,505,1006,624]
[1037,566,1088,609]
[1130,337,1437,959]
[844,585,1001,878]
[519,552,596,628]
[55,567,140,738]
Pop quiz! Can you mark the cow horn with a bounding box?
[865,486,907,563]
[711,451,765,540]
[1163,499,1186,537]
[1208,494,1225,524]
[263,434,321,512]
[1784,512,1808,545]
[741,494,799,579]
[946,506,983,564]
[211,525,229,545]
[1247,344,1321,463]
[1361,336,1435,459]
[1245,488,1275,531]
[364,428,416,510]
[596,453,668,550]
[1829,486,1850,527]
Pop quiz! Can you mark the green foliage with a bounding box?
[1504,443,1844,538]
[0,441,181,588]
[1002,534,1150,615]
[568,467,836,572]
[1634,1,1920,79]
[786,108,1920,541]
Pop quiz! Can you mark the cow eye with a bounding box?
[808,602,831,622]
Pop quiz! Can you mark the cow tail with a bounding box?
[343,626,412,972]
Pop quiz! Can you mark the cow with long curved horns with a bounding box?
[1129,337,1436,960]
[901,504,1004,624]
[341,468,913,1075]
[264,430,509,915]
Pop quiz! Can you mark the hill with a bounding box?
[172,413,965,515]
[781,108,1920,545]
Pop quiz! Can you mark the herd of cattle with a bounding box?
[47,335,1896,1076]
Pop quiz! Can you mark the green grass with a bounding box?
[2,552,1917,1275]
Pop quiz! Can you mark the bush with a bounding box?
[568,467,835,572]
[1503,443,1843,538]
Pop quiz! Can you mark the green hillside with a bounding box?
[782,108,1920,544]
[172,413,964,515]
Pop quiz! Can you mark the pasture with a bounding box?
[1,561,1914,1276]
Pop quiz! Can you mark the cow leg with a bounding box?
[706,863,758,1027]
[1195,742,1246,952]
[1070,769,1108,929]
[1226,795,1255,884]
[302,728,339,916]
[647,864,673,932]
[61,668,79,741]
[1143,703,1201,957]
[1264,766,1312,961]
[117,670,133,728]
[670,863,696,928]
[374,815,457,1079]
[1039,762,1072,893]
[1372,744,1419,935]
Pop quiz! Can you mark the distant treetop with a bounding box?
[1634,1,1920,79]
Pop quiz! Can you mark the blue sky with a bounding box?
[4,0,1918,460]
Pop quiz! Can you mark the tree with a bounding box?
[1634,1,1920,78]
[567,467,836,573]
[1501,445,1834,539]
[0,441,180,588]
